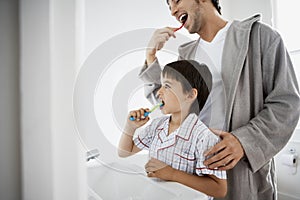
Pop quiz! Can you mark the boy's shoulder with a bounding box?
[192,117,220,142]
[148,115,170,128]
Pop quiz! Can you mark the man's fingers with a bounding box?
[204,141,226,156]
[209,128,223,136]
[206,154,233,169]
[165,27,177,37]
[204,149,229,167]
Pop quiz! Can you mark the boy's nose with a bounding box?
[157,87,163,97]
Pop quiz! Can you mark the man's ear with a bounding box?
[186,88,198,102]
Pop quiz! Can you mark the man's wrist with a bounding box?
[146,54,156,66]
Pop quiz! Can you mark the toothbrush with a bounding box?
[174,23,185,32]
[129,103,164,121]
[174,15,186,32]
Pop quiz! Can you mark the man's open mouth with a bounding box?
[179,13,188,24]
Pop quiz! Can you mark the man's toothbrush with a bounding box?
[174,14,187,32]
[129,103,164,121]
[174,22,185,32]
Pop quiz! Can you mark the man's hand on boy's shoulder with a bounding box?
[203,129,244,170]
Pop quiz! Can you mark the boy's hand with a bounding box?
[145,158,175,181]
[127,108,150,129]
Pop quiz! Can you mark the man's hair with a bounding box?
[162,60,212,115]
[211,0,221,15]
[166,0,221,15]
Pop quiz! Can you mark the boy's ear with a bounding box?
[186,88,198,102]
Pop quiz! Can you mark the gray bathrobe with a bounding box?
[139,14,300,200]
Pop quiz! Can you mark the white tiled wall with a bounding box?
[275,129,300,200]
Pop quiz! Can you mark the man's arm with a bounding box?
[138,59,163,105]
[139,27,177,105]
[146,27,176,65]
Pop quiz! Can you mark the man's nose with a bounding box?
[170,3,178,17]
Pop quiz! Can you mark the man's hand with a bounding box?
[145,158,175,181]
[146,27,176,65]
[203,129,245,170]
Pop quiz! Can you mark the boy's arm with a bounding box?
[170,169,227,198]
[118,109,150,157]
[145,158,227,198]
[118,124,141,157]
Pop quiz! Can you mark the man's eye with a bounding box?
[171,0,180,4]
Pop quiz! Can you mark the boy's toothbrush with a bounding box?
[129,103,163,121]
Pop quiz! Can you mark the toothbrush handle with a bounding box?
[129,112,150,121]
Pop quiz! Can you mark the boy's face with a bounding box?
[158,75,189,115]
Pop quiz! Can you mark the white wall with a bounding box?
[20,0,86,199]
[0,0,21,199]
[221,0,273,25]
[84,0,196,59]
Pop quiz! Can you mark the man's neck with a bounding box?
[198,15,228,42]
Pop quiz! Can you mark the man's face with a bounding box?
[167,0,204,34]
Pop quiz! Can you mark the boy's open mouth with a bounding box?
[160,101,165,109]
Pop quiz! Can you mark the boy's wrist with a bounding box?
[169,167,178,182]
[123,124,137,136]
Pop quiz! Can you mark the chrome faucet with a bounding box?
[86,149,100,162]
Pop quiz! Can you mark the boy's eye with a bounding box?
[163,84,171,89]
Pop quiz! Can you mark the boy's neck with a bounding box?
[169,110,190,128]
[168,111,190,136]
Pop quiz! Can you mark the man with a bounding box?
[138,0,300,199]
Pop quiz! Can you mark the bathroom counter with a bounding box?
[87,155,208,200]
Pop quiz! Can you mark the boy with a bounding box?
[118,60,227,199]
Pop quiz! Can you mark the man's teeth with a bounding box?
[179,14,187,23]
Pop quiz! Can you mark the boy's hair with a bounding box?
[166,0,221,15]
[162,60,212,115]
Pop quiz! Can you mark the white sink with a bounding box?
[87,160,207,200]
